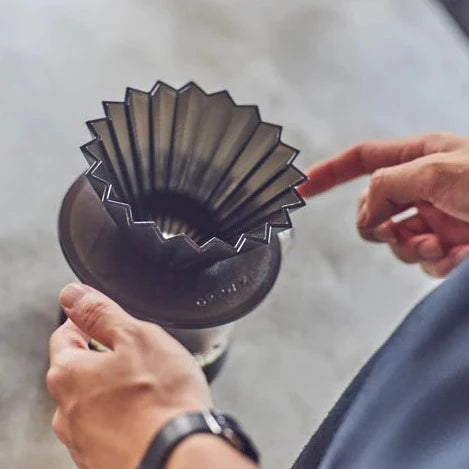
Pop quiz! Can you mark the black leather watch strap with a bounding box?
[137,410,259,469]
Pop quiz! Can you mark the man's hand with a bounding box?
[299,133,469,277]
[47,283,212,469]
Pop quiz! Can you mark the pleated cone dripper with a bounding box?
[59,81,307,379]
[82,81,306,271]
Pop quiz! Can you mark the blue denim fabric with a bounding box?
[292,258,469,469]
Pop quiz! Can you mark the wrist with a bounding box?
[165,433,258,469]
[132,405,210,468]
[137,410,259,469]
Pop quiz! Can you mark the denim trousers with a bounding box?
[292,258,469,469]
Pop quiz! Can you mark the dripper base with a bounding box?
[58,175,282,329]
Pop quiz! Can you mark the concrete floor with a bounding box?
[1,0,469,467]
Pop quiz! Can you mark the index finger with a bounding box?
[49,319,89,364]
[298,133,459,198]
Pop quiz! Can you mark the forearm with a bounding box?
[166,434,260,469]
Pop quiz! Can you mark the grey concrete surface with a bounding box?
[1,0,469,467]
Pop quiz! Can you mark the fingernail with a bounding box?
[417,239,443,260]
[60,283,87,309]
[374,227,397,243]
[378,234,397,243]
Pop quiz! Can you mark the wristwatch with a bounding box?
[137,410,260,468]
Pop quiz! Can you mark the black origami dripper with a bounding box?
[59,81,305,379]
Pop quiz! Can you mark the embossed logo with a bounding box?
[196,276,248,307]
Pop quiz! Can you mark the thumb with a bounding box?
[59,283,136,349]
[359,158,435,231]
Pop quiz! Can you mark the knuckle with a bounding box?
[46,368,63,394]
[46,362,75,396]
[52,411,73,445]
[422,159,445,175]
[426,132,450,145]
[46,366,66,396]
[424,132,459,152]
[51,412,64,437]
[420,160,450,201]
[357,226,375,242]
[390,244,415,264]
[353,140,373,153]
[369,168,389,192]
[350,141,366,155]
[350,142,371,170]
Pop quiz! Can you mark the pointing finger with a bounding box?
[299,133,460,198]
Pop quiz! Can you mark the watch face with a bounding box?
[212,410,236,428]
[212,412,246,450]
[210,410,260,464]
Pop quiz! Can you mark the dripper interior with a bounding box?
[136,191,223,245]
[84,82,306,252]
